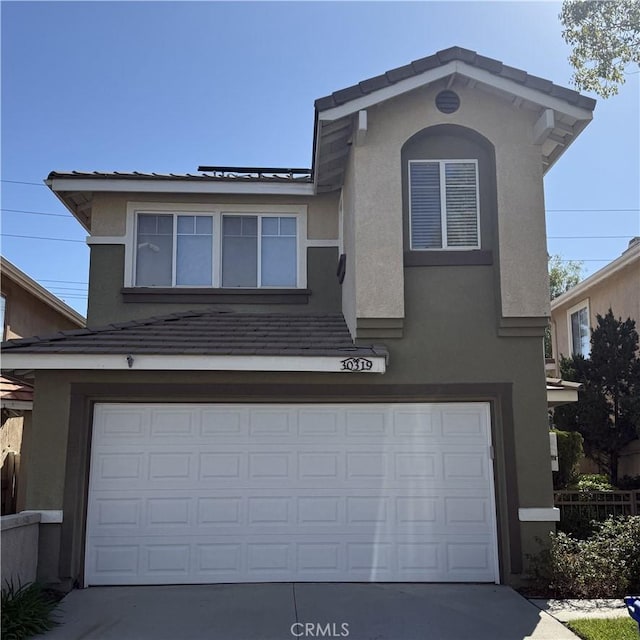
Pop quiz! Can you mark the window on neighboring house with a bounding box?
[569,303,590,356]
[134,212,298,288]
[409,159,480,250]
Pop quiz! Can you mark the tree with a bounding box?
[554,309,640,484]
[560,0,640,98]
[546,256,583,357]
[548,255,583,300]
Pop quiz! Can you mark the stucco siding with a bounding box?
[1,278,81,340]
[24,374,70,510]
[551,257,640,360]
[341,147,358,337]
[90,191,339,240]
[342,81,548,322]
[87,245,341,325]
[350,123,405,320]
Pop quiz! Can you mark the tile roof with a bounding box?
[314,46,596,112]
[47,170,312,183]
[0,375,34,402]
[0,310,387,359]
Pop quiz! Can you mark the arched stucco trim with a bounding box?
[401,123,499,262]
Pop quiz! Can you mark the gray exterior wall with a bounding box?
[87,245,341,325]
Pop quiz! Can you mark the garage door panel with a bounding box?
[86,403,497,585]
[86,535,496,585]
[89,489,493,534]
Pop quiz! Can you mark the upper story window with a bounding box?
[136,214,214,287]
[409,159,480,250]
[222,215,297,288]
[568,300,590,356]
[132,205,305,288]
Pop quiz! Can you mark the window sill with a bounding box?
[404,250,493,267]
[120,287,311,304]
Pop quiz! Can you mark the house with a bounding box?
[1,47,596,589]
[1,257,85,513]
[550,237,640,477]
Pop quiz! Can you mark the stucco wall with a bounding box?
[341,151,357,336]
[90,191,339,240]
[1,512,40,587]
[1,278,80,340]
[87,245,341,325]
[340,81,549,322]
[551,257,640,360]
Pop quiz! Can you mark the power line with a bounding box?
[548,235,632,239]
[0,179,46,187]
[36,278,88,285]
[546,208,639,212]
[556,259,615,262]
[2,202,639,217]
[1,208,73,218]
[1,233,85,244]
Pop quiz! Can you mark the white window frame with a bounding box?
[408,159,480,251]
[125,202,307,288]
[567,299,590,357]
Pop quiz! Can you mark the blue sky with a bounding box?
[1,1,639,317]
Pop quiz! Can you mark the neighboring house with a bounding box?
[550,237,640,477]
[1,47,596,590]
[0,257,85,513]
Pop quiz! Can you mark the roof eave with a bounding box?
[1,353,387,374]
[0,257,85,327]
[314,59,595,189]
[551,242,640,311]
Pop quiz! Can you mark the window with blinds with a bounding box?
[409,160,480,250]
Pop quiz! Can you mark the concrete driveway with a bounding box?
[42,583,578,640]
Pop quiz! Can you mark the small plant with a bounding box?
[575,474,614,491]
[1,581,59,640]
[529,515,640,598]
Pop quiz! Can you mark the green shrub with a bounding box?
[553,429,584,489]
[529,515,640,598]
[1,581,59,640]
[576,474,614,491]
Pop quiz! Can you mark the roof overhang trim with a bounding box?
[0,259,85,327]
[551,242,640,311]
[1,353,387,374]
[48,178,315,196]
[0,400,33,411]
[314,60,594,190]
[547,388,579,407]
[317,61,593,122]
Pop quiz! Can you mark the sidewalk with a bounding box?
[529,599,629,622]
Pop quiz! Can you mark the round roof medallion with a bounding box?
[435,90,460,114]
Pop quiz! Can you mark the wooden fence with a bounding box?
[1,452,19,515]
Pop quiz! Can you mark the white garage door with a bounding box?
[85,402,498,585]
